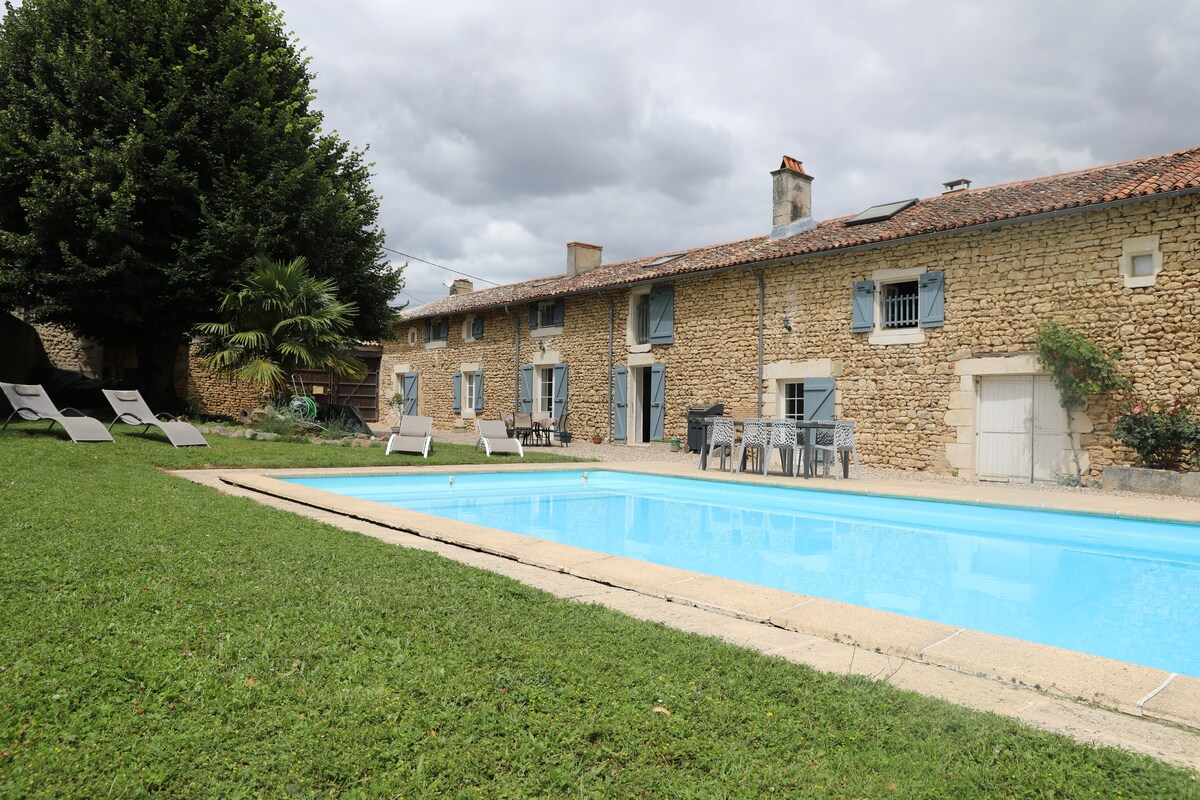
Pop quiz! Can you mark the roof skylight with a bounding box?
[844,198,918,226]
[644,253,686,268]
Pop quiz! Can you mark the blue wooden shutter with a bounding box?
[649,364,666,440]
[552,363,568,419]
[919,271,945,328]
[648,285,674,344]
[423,320,431,342]
[472,317,484,339]
[528,303,539,330]
[613,366,628,442]
[474,370,484,413]
[451,371,462,413]
[804,377,835,421]
[519,365,533,413]
[402,372,418,416]
[851,281,875,332]
[552,299,564,326]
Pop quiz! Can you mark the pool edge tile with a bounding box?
[921,630,1172,714]
[663,575,814,624]
[770,599,961,658]
[1140,675,1200,730]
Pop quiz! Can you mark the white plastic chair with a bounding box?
[764,418,798,476]
[734,419,771,474]
[810,420,861,479]
[703,417,735,471]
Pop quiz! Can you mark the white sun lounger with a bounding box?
[102,389,209,447]
[385,415,433,457]
[477,419,523,457]
[0,382,113,443]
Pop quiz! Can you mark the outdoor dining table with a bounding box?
[697,418,848,478]
[510,418,558,447]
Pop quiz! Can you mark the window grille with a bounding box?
[882,281,919,329]
[634,295,650,344]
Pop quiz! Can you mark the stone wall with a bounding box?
[30,322,121,378]
[184,344,265,418]
[383,193,1200,479]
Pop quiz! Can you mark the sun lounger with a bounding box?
[0,382,113,443]
[385,415,433,457]
[102,389,209,447]
[477,419,523,457]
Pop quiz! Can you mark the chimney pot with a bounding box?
[449,278,473,295]
[566,242,602,277]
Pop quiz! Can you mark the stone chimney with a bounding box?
[566,242,602,277]
[448,278,473,295]
[770,156,816,240]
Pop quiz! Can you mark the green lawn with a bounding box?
[1,426,1196,798]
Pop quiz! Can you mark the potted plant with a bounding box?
[590,429,603,444]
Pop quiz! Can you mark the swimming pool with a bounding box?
[284,470,1200,677]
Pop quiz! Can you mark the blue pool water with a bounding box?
[284,470,1200,677]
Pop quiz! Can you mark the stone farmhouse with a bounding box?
[386,146,1200,483]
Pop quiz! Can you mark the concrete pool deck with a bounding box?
[175,462,1200,770]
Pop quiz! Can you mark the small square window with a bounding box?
[1119,235,1161,288]
[407,328,418,345]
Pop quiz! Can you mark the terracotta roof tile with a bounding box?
[403,145,1200,321]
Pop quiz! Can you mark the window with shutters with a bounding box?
[853,266,942,346]
[462,315,484,342]
[1118,235,1162,288]
[530,299,564,336]
[627,285,673,350]
[424,317,449,348]
[627,288,652,350]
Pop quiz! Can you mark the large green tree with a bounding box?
[0,0,401,404]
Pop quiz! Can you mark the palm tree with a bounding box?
[195,255,366,390]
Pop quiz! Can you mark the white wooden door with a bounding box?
[1031,375,1069,482]
[977,376,1067,483]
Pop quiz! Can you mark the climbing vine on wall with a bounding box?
[1035,321,1128,410]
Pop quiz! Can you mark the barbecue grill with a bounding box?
[685,404,724,452]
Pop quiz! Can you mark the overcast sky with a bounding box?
[273,0,1200,308]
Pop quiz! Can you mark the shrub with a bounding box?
[1111,397,1200,470]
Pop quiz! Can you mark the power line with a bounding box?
[382,245,502,286]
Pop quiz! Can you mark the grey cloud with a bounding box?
[277,0,1200,294]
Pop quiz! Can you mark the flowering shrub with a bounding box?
[1111,397,1200,470]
